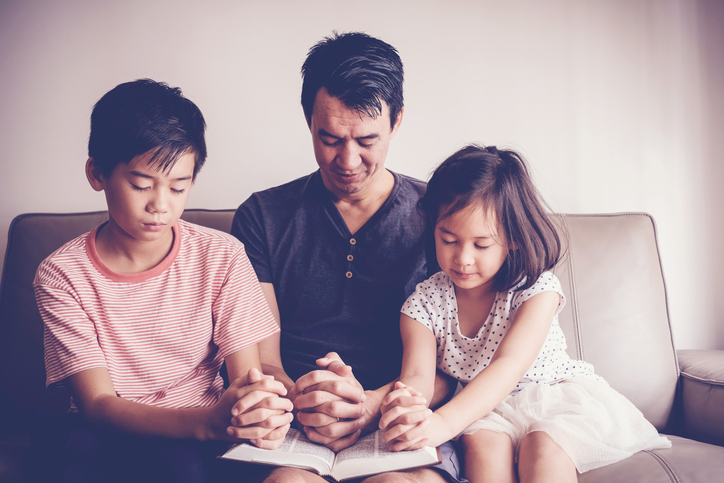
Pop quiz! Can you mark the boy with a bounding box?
[34,79,292,482]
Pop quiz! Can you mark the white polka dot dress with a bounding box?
[401,271,600,391]
[400,271,670,473]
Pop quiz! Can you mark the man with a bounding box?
[232,32,462,482]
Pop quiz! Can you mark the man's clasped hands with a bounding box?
[224,353,438,452]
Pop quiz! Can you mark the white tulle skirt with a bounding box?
[458,377,671,473]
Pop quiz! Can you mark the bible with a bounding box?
[219,428,442,481]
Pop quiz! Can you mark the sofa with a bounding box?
[1,210,723,482]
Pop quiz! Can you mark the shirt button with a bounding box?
[350,238,356,245]
[347,254,354,261]
[346,271,353,278]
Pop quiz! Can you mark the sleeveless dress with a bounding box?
[401,271,671,473]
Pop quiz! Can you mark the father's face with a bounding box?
[309,88,402,200]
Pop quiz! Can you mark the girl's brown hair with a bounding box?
[421,144,564,292]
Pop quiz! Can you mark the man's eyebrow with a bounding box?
[317,129,379,141]
[318,129,340,139]
[357,133,379,140]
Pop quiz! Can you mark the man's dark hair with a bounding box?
[88,78,207,179]
[421,144,565,292]
[301,31,404,129]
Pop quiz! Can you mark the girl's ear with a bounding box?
[85,157,105,192]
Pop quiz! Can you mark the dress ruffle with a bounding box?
[459,377,671,473]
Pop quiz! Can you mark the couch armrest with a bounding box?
[678,349,724,446]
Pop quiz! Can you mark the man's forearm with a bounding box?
[430,371,457,410]
[359,381,395,434]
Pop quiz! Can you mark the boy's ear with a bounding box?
[85,157,105,192]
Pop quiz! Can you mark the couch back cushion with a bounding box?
[553,213,679,430]
[0,210,678,431]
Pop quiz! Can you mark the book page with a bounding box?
[221,429,335,474]
[281,429,336,466]
[332,431,440,481]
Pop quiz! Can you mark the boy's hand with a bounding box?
[291,352,368,451]
[379,382,433,451]
[222,368,293,448]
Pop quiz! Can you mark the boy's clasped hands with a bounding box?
[222,368,294,449]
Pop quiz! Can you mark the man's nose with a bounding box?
[336,142,361,169]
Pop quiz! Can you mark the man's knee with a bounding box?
[264,467,326,483]
[362,468,447,483]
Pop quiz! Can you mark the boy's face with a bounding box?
[89,151,195,248]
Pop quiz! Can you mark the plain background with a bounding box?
[0,0,722,350]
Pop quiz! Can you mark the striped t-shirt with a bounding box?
[35,219,278,410]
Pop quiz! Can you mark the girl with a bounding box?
[379,145,670,482]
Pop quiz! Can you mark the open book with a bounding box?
[220,428,441,482]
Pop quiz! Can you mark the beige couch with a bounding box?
[1,210,723,482]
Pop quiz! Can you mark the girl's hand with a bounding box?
[379,382,433,451]
[224,368,294,448]
[385,411,449,452]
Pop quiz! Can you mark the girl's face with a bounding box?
[435,202,509,297]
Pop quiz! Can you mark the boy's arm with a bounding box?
[224,342,294,449]
[256,283,295,391]
[68,355,291,443]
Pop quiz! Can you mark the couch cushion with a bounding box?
[553,213,679,430]
[579,435,724,483]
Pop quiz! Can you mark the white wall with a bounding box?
[1,0,722,349]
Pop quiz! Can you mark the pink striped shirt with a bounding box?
[35,219,278,410]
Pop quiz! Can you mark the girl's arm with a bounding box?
[68,344,293,446]
[385,291,561,450]
[431,291,560,446]
[398,314,438,402]
[378,314,438,447]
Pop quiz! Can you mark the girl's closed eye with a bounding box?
[475,244,491,250]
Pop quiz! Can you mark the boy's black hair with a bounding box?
[421,144,564,292]
[301,31,404,129]
[88,79,207,178]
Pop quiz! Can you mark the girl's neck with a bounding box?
[455,283,497,339]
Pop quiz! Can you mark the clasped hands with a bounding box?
[219,353,367,452]
[221,367,294,449]
[290,353,441,452]
[220,356,441,453]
